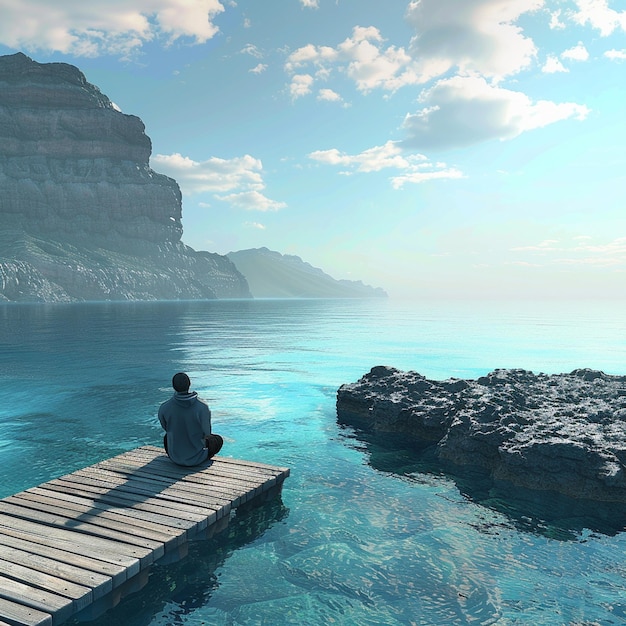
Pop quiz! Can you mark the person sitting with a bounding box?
[158,372,223,467]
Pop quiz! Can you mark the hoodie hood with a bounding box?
[173,391,198,407]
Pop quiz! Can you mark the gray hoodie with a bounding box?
[158,391,212,466]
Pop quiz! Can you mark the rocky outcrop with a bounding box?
[337,366,626,504]
[0,52,250,301]
[227,247,387,298]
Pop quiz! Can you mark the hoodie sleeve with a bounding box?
[202,403,212,436]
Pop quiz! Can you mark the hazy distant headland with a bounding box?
[227,248,387,299]
[0,53,385,302]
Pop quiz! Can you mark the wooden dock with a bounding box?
[0,445,289,626]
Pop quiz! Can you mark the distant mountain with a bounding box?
[227,248,387,298]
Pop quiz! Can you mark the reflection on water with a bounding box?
[339,425,626,540]
[69,496,290,626]
[1,299,625,624]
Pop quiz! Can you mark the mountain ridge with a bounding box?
[227,247,387,298]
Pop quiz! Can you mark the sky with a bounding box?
[0,0,624,299]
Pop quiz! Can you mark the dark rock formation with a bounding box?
[227,247,387,298]
[337,366,626,505]
[0,52,250,301]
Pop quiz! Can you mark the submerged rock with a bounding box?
[337,367,626,504]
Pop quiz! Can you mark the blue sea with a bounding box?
[1,298,625,625]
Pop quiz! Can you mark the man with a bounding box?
[158,372,223,466]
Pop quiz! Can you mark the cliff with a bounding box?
[227,247,387,298]
[0,52,250,301]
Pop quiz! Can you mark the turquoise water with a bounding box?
[0,298,625,625]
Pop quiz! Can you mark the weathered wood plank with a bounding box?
[0,574,74,624]
[17,489,194,537]
[0,545,112,600]
[0,502,166,559]
[38,480,212,527]
[0,531,126,587]
[0,597,51,626]
[0,446,289,626]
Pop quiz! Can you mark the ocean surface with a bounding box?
[0,298,625,625]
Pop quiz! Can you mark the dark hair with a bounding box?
[172,372,191,393]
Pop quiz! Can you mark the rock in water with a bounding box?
[0,52,250,301]
[337,366,626,505]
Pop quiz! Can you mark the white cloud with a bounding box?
[309,140,464,187]
[405,0,543,80]
[151,152,286,211]
[0,0,224,57]
[241,44,263,58]
[605,49,626,60]
[289,73,314,99]
[562,42,589,61]
[317,88,343,102]
[244,221,267,230]
[300,0,319,8]
[218,191,287,211]
[250,63,268,74]
[549,10,566,29]
[542,55,568,73]
[402,75,589,150]
[572,0,626,36]
[285,26,419,94]
[511,236,626,268]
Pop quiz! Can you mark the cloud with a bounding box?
[250,63,268,74]
[300,0,319,7]
[542,55,568,73]
[0,0,224,57]
[405,0,543,80]
[244,221,267,230]
[285,26,419,93]
[549,10,566,29]
[572,0,626,36]
[289,73,315,99]
[402,75,590,150]
[217,191,287,211]
[317,88,343,102]
[561,42,589,61]
[151,152,286,211]
[511,236,626,268]
[241,44,263,58]
[605,49,626,60]
[308,140,464,187]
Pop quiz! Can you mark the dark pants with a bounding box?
[163,433,224,461]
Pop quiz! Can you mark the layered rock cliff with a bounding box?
[0,52,250,301]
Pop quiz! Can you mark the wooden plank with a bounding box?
[0,531,124,588]
[0,446,289,626]
[19,487,194,537]
[0,502,166,559]
[95,458,259,505]
[0,574,73,625]
[5,494,185,549]
[0,559,92,611]
[55,469,232,514]
[38,480,212,527]
[0,545,112,600]
[0,597,51,626]
[0,514,148,571]
[0,525,131,586]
